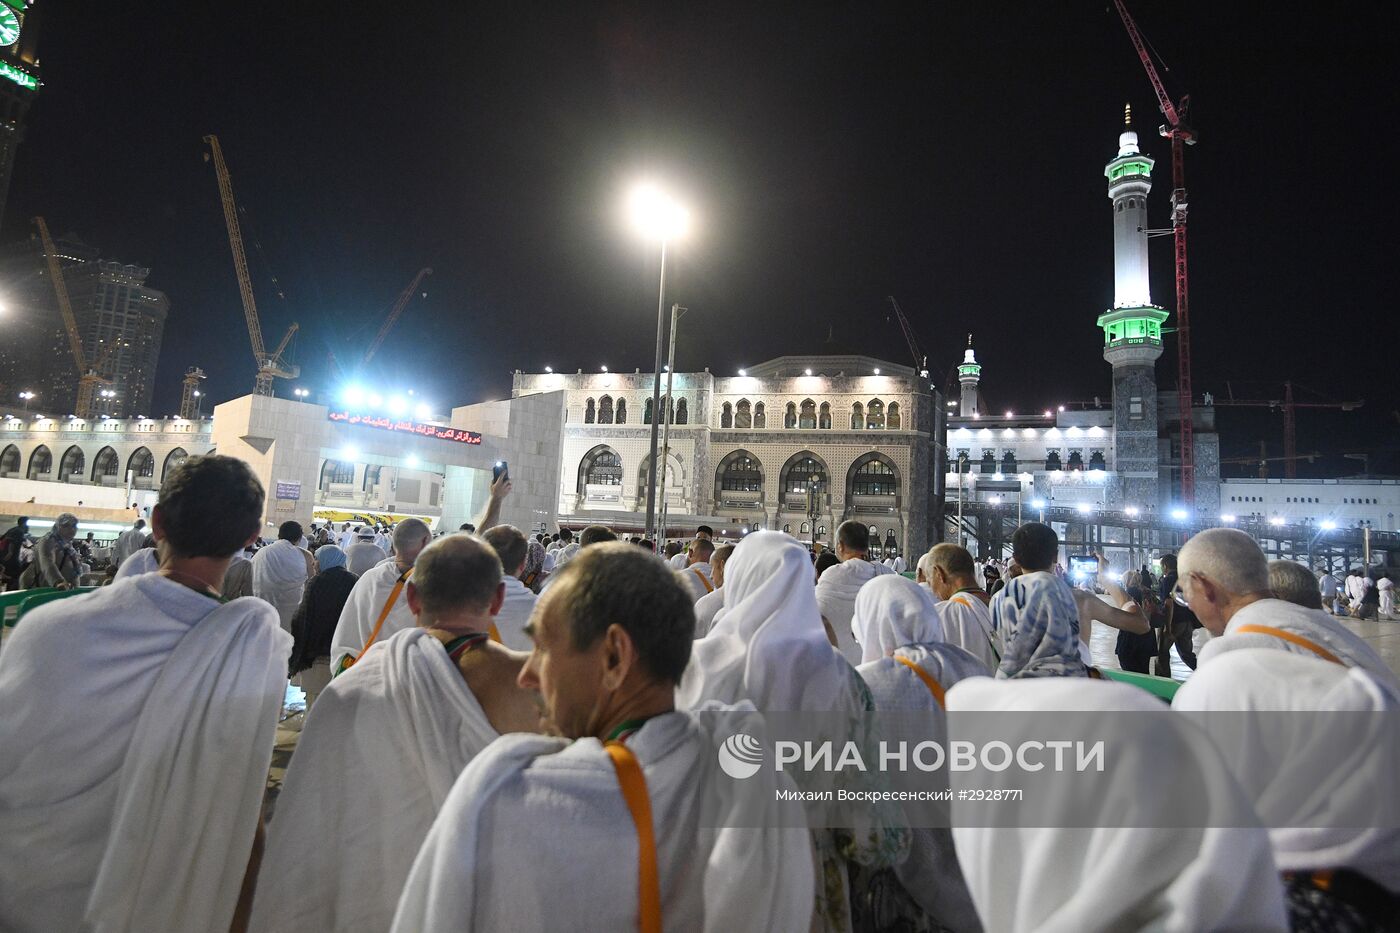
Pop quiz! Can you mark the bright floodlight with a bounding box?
[1269,516,1286,526]
[1005,410,1013,418]
[738,368,747,377]
[804,368,813,376]
[1171,508,1188,521]
[1220,514,1237,524]
[1043,410,1052,418]
[544,365,553,373]
[387,395,408,416]
[1031,498,1046,509]
[1125,506,1140,517]
[414,403,431,420]
[873,368,880,375]
[989,496,1002,505]
[1077,503,1092,515]
[341,446,359,462]
[629,184,690,241]
[367,393,383,409]
[342,385,365,408]
[404,454,420,469]
[1321,519,1337,530]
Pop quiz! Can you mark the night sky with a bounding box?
[6,1,1397,475]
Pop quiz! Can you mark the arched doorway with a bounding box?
[127,447,155,488]
[714,449,764,507]
[0,444,19,478]
[59,445,86,482]
[27,445,52,480]
[162,447,188,481]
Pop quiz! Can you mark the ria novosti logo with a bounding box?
[717,733,765,779]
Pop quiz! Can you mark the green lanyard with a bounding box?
[605,717,656,745]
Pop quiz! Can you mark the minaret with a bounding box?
[957,334,981,416]
[1098,105,1166,508]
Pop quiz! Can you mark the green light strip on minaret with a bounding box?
[0,62,36,90]
[1106,160,1152,182]
[1097,307,1168,344]
[957,363,981,377]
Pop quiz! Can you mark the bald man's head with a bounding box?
[408,533,504,621]
[393,518,433,565]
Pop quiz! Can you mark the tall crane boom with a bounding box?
[885,296,928,377]
[203,135,298,396]
[34,216,112,418]
[1112,0,1198,504]
[1212,382,1363,478]
[362,267,432,367]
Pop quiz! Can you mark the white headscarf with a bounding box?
[851,574,945,664]
[1173,648,1400,889]
[946,676,1288,932]
[676,531,856,713]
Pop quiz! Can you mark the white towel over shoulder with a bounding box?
[329,560,415,668]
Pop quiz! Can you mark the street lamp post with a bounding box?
[18,390,34,412]
[629,184,689,540]
[657,304,686,544]
[193,390,204,418]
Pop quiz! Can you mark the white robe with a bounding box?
[946,676,1288,932]
[111,527,148,566]
[0,576,288,933]
[329,559,416,668]
[814,557,895,666]
[493,576,538,650]
[391,709,814,933]
[337,528,355,549]
[668,551,689,570]
[345,540,386,576]
[1174,648,1400,891]
[934,592,1000,671]
[252,538,310,631]
[1199,597,1398,689]
[554,542,580,567]
[112,546,159,581]
[677,561,715,603]
[693,586,724,638]
[251,628,499,933]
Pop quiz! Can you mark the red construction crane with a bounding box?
[1112,0,1198,503]
[1212,382,1364,478]
[362,267,432,367]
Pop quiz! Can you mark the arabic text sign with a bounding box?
[327,410,483,445]
[275,481,301,501]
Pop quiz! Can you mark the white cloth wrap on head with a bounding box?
[677,530,856,713]
[1174,648,1400,890]
[815,557,896,665]
[250,627,499,933]
[850,574,945,664]
[945,676,1288,932]
[251,538,309,630]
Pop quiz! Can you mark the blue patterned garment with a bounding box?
[990,571,1088,678]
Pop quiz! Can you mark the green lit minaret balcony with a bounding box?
[1098,306,1168,348]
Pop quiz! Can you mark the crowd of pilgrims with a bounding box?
[0,453,1396,932]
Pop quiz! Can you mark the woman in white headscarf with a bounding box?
[850,574,988,930]
[946,676,1288,932]
[1174,649,1400,929]
[676,531,909,933]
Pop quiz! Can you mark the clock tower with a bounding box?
[0,0,40,236]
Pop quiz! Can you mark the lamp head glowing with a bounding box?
[628,183,690,241]
[1320,519,1337,530]
[1220,514,1237,524]
[1031,498,1046,509]
[387,395,407,416]
[544,365,553,373]
[1171,508,1188,521]
[342,385,366,408]
[1269,516,1286,526]
[1076,503,1092,515]
[404,454,420,469]
[414,403,431,420]
[1125,506,1140,517]
[737,368,747,377]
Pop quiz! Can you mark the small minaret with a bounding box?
[179,367,206,419]
[1097,106,1165,509]
[957,334,981,416]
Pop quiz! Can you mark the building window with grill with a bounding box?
[1001,450,1017,474]
[584,398,596,424]
[676,399,688,424]
[867,399,885,430]
[783,524,791,533]
[887,402,901,429]
[784,456,825,494]
[784,403,797,429]
[853,458,897,496]
[1067,450,1085,471]
[980,450,997,474]
[753,402,766,428]
[644,398,654,425]
[851,402,864,430]
[801,522,810,534]
[721,455,762,492]
[1088,450,1107,471]
[818,402,831,429]
[584,449,623,486]
[598,396,614,425]
[956,449,972,473]
[616,399,626,424]
[1046,450,1062,471]
[127,447,155,478]
[721,402,733,428]
[735,399,751,428]
[799,399,816,429]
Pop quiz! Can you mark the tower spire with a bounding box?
[1124,101,1133,128]
[957,337,981,417]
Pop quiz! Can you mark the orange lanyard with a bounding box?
[894,655,947,709]
[1234,624,1342,665]
[605,742,662,933]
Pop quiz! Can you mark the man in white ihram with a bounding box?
[815,520,895,665]
[253,519,313,631]
[0,455,289,933]
[111,517,149,567]
[250,533,540,933]
[676,537,716,603]
[482,524,536,650]
[330,474,510,671]
[345,526,387,576]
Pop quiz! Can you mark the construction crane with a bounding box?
[1112,0,1198,503]
[203,135,299,396]
[885,296,929,378]
[1212,382,1363,478]
[361,267,432,367]
[33,216,115,419]
[1220,441,1320,479]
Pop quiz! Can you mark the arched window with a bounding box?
[851,402,864,430]
[783,524,791,534]
[866,399,885,430]
[817,525,827,537]
[1088,450,1107,471]
[1067,450,1085,471]
[321,459,354,487]
[579,446,623,488]
[676,399,688,425]
[644,398,654,425]
[851,456,898,496]
[162,447,188,480]
[1001,451,1017,474]
[0,444,19,477]
[784,402,797,429]
[801,522,810,533]
[616,398,627,424]
[92,447,120,481]
[887,402,901,429]
[1045,450,1062,471]
[127,447,155,478]
[735,399,751,428]
[721,402,733,428]
[782,454,826,495]
[980,450,997,474]
[28,445,52,480]
[818,402,831,429]
[598,396,614,425]
[719,451,763,492]
[753,402,766,428]
[584,398,596,424]
[364,464,383,490]
[60,445,86,479]
[799,399,816,429]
